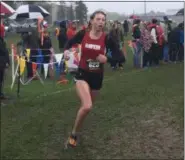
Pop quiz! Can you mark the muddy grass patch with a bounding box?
[87,108,184,159]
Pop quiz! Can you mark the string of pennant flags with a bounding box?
[10,41,128,81]
[10,42,130,90]
[11,44,81,80]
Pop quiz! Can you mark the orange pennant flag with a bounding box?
[32,63,37,75]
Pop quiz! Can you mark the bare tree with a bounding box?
[75,1,88,24]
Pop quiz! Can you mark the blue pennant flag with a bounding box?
[55,63,60,78]
[36,49,44,69]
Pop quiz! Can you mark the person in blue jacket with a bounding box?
[179,22,184,62]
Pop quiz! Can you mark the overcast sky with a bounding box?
[83,0,184,14]
[49,0,184,14]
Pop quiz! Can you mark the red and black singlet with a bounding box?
[79,31,106,72]
[64,29,123,72]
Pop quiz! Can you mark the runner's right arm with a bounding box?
[64,30,86,50]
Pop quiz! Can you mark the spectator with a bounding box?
[57,21,68,83]
[123,20,129,36]
[163,16,172,41]
[149,19,160,66]
[0,17,10,102]
[168,22,183,63]
[140,22,153,68]
[39,30,52,78]
[26,29,40,79]
[132,19,142,68]
[0,18,5,38]
[67,21,77,40]
[160,21,169,62]
[179,22,184,62]
[67,21,78,48]
[58,21,68,52]
[156,21,165,61]
[109,21,125,70]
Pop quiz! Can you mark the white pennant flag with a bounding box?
[43,64,49,79]
[55,54,63,65]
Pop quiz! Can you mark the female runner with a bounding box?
[64,10,123,148]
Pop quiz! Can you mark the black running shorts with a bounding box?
[74,68,104,90]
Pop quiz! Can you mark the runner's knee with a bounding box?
[81,102,93,113]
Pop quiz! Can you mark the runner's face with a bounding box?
[91,13,106,31]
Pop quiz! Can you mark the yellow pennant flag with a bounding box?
[19,57,26,76]
[26,49,31,62]
[64,60,68,72]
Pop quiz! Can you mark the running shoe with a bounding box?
[65,134,78,149]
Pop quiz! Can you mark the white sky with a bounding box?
[84,0,184,14]
[27,0,184,14]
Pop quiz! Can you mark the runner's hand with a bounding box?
[96,54,107,64]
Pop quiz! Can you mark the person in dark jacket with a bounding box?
[178,22,184,62]
[57,21,68,83]
[123,20,129,36]
[109,21,125,70]
[26,29,40,78]
[0,33,10,101]
[168,24,182,63]
[58,21,68,52]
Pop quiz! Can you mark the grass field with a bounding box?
[1,33,184,159]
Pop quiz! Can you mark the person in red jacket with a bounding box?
[0,19,5,38]
[156,22,165,61]
[67,22,78,50]
[67,21,77,40]
[81,25,86,30]
[63,10,123,148]
[148,19,165,65]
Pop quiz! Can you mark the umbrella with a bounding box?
[176,8,184,16]
[0,1,15,15]
[9,4,49,20]
[129,15,139,19]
